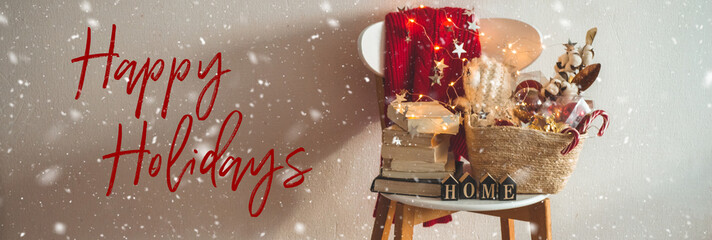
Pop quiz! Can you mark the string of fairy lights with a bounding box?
[390,5,605,141]
[394,5,557,113]
[393,5,478,109]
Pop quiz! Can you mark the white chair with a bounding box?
[359,18,555,240]
[357,18,544,76]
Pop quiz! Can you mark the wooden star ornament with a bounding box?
[477,109,490,119]
[467,20,480,32]
[442,115,457,125]
[429,72,443,86]
[452,42,467,58]
[434,59,449,72]
[408,124,420,136]
[394,92,407,103]
[463,8,475,16]
[564,39,577,51]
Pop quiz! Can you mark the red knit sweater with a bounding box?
[377,6,481,227]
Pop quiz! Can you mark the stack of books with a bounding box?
[370,101,460,197]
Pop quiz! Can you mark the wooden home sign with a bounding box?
[441,173,517,201]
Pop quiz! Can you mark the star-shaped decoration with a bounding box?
[394,91,407,103]
[566,39,577,46]
[405,35,412,42]
[445,25,453,32]
[476,108,490,119]
[452,42,467,58]
[463,8,475,16]
[467,20,480,32]
[408,124,420,136]
[434,59,449,72]
[429,72,443,86]
[441,116,457,125]
[391,136,402,146]
[564,39,577,51]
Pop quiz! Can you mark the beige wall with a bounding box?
[1,0,710,239]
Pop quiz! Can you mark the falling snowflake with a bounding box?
[0,14,8,26]
[294,222,306,234]
[69,109,83,121]
[54,222,66,235]
[79,0,92,12]
[36,166,62,187]
[551,1,564,12]
[326,18,340,29]
[319,1,332,13]
[308,34,320,42]
[87,18,100,28]
[7,51,18,65]
[559,18,571,28]
[703,70,712,88]
[308,109,322,122]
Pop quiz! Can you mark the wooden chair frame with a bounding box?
[370,196,552,240]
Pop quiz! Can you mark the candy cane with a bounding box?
[576,110,609,136]
[560,127,580,155]
[575,114,591,133]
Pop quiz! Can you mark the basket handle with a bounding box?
[576,110,609,137]
[560,127,580,155]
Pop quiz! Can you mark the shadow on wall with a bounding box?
[0,12,386,239]
[169,11,385,238]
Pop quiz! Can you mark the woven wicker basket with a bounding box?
[464,116,585,194]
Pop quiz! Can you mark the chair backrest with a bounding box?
[357,17,543,128]
[357,18,543,76]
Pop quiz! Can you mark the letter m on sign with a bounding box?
[479,173,497,200]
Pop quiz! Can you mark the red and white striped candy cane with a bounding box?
[560,127,580,155]
[576,110,609,137]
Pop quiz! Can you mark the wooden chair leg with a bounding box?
[371,196,397,240]
[394,203,415,240]
[529,199,552,240]
[500,217,515,240]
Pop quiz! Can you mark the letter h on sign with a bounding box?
[441,175,459,201]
